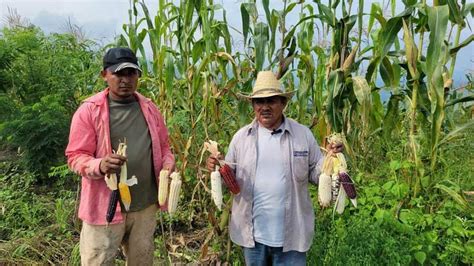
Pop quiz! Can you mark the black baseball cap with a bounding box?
[103,47,142,73]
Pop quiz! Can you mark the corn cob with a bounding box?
[158,169,169,205]
[335,148,357,207]
[116,142,133,211]
[318,150,334,207]
[210,166,223,210]
[167,172,182,214]
[339,172,356,199]
[118,182,131,210]
[318,133,358,213]
[219,164,240,194]
[341,44,359,75]
[318,173,332,207]
[106,189,120,224]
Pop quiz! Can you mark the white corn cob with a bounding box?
[210,166,223,210]
[167,172,182,214]
[158,169,169,205]
[318,173,332,207]
[318,153,334,207]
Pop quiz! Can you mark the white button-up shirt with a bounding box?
[225,117,324,252]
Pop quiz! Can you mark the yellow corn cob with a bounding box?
[116,140,134,212]
[168,172,182,214]
[119,182,131,211]
[158,170,169,205]
[210,166,223,211]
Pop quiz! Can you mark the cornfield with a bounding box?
[0,0,473,264]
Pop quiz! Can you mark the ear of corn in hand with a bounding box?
[318,173,332,207]
[318,151,334,207]
[158,169,169,205]
[219,164,240,194]
[317,133,357,212]
[211,166,223,210]
[115,139,137,212]
[167,172,182,214]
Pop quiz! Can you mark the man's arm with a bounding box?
[308,133,324,185]
[65,104,104,179]
[155,108,175,171]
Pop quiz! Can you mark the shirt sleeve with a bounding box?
[225,132,239,172]
[155,109,175,171]
[308,132,324,185]
[65,103,104,179]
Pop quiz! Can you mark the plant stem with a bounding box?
[449,23,462,76]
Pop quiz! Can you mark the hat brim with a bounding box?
[237,91,294,101]
[108,62,142,73]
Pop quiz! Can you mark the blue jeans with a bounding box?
[243,242,306,266]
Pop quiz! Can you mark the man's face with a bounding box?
[101,68,140,101]
[252,96,286,129]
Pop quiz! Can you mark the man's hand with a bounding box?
[206,154,223,172]
[100,153,127,175]
[162,163,175,173]
[326,142,344,157]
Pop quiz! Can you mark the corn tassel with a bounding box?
[211,166,223,210]
[158,170,169,205]
[167,172,182,214]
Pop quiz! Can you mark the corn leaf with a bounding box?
[449,34,474,55]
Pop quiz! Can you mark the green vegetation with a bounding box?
[1,0,473,264]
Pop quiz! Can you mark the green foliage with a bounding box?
[3,95,70,178]
[309,212,413,265]
[0,0,473,264]
[0,26,101,180]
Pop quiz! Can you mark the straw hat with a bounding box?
[238,71,294,100]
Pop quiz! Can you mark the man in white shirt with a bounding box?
[207,71,342,265]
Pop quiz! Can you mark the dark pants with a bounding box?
[243,242,306,266]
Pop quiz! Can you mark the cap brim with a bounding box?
[237,91,294,101]
[108,62,142,73]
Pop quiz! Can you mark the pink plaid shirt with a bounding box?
[65,89,175,225]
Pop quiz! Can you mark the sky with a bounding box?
[1,0,473,85]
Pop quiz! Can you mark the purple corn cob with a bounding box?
[339,172,357,199]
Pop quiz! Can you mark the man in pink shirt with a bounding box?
[66,47,174,265]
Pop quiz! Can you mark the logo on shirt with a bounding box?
[293,150,308,157]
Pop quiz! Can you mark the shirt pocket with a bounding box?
[292,149,309,182]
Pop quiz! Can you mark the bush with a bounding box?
[0,26,101,181]
[308,212,413,265]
